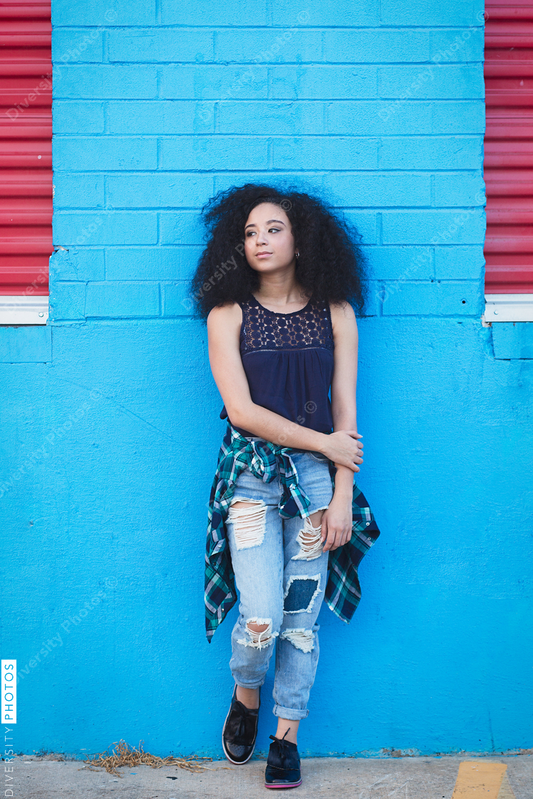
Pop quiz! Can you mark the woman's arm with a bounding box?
[321,301,362,551]
[207,303,363,471]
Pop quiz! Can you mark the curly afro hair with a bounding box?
[190,183,368,318]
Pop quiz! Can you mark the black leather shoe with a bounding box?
[265,730,302,789]
[222,686,260,765]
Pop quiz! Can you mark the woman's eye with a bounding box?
[245,227,280,237]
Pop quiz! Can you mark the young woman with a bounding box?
[191,184,379,789]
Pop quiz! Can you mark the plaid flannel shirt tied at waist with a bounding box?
[204,424,380,642]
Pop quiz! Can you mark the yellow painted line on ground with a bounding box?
[451,762,516,799]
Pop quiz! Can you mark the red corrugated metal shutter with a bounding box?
[484,0,533,293]
[0,1,52,302]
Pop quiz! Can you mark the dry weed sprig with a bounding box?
[83,739,211,777]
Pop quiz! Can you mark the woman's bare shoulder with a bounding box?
[207,302,242,332]
[329,300,356,325]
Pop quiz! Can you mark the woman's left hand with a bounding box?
[320,494,353,552]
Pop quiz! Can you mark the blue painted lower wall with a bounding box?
[2,315,532,756]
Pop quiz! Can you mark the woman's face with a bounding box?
[244,202,296,274]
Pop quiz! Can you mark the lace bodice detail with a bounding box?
[240,297,334,353]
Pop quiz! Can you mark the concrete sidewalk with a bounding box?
[10,753,533,799]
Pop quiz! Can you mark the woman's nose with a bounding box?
[256,229,268,245]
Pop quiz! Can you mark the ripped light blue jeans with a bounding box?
[226,448,334,721]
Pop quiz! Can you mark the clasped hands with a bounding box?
[320,429,363,472]
[319,430,363,552]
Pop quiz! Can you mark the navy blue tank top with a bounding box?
[220,294,335,436]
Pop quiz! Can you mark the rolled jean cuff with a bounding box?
[273,704,309,721]
[235,678,265,690]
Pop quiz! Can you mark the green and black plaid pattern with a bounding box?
[204,425,380,641]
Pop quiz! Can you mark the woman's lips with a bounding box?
[256,252,272,258]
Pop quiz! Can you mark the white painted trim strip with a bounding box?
[483,294,533,323]
[0,295,48,325]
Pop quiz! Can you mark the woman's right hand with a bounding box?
[320,430,363,471]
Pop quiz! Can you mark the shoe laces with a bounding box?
[269,728,293,756]
[233,701,257,745]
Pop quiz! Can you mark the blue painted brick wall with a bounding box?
[5,0,532,761]
[51,0,487,323]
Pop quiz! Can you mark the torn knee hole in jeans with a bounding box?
[228,498,266,550]
[281,628,315,653]
[237,618,278,649]
[292,511,327,561]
